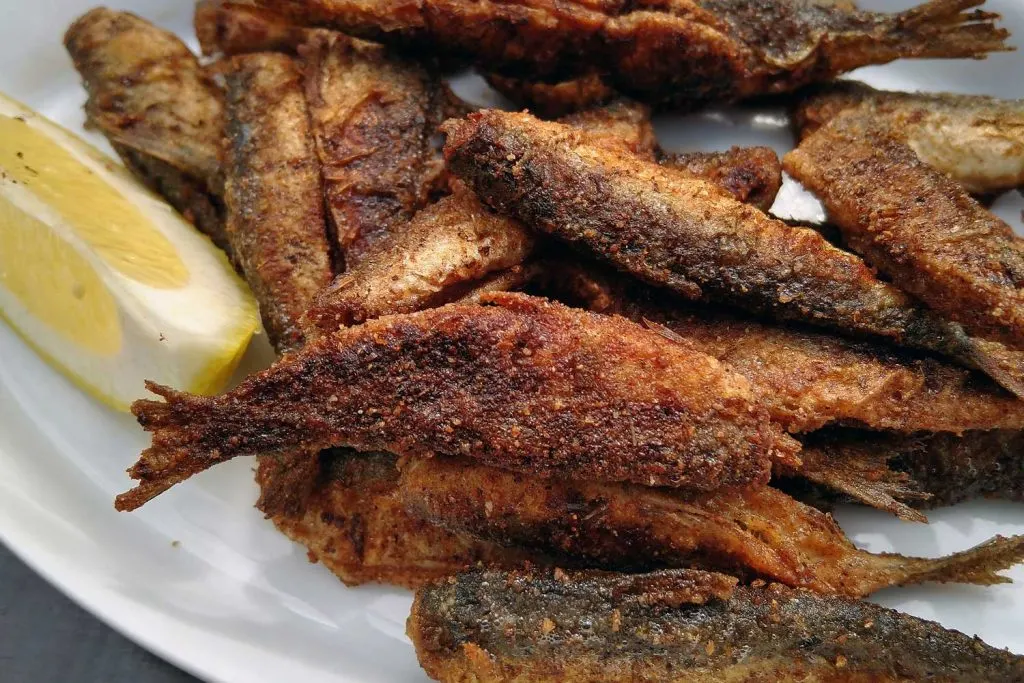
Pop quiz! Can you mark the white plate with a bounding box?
[2,1,1024,681]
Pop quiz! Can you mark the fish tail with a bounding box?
[889,0,1012,60]
[963,337,1024,399]
[886,535,1024,588]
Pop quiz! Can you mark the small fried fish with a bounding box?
[118,294,793,510]
[794,81,1024,194]
[410,567,1024,682]
[399,456,1024,597]
[786,111,1024,350]
[660,146,782,212]
[222,52,335,351]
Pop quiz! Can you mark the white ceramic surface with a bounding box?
[2,1,1024,682]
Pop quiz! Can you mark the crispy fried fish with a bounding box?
[118,294,793,510]
[444,110,1024,396]
[300,31,444,268]
[660,146,782,213]
[540,263,1024,434]
[255,449,535,587]
[484,73,617,118]
[253,0,1010,108]
[64,8,223,190]
[558,100,656,159]
[786,112,1024,350]
[409,567,1024,683]
[195,0,317,56]
[222,52,335,351]
[782,429,1024,521]
[399,456,1024,597]
[794,81,1024,194]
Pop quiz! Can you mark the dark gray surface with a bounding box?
[0,543,198,683]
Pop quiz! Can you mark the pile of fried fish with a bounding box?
[66,1,1024,680]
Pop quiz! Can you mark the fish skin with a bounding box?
[117,294,792,510]
[398,455,1024,597]
[785,111,1024,351]
[409,567,1024,683]
[793,81,1024,194]
[64,8,224,192]
[484,73,617,118]
[443,109,1024,396]
[221,52,335,352]
[660,146,782,213]
[251,0,1011,109]
[195,0,319,56]
[255,449,536,588]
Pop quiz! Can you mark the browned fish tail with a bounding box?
[829,0,1012,74]
[867,535,1024,593]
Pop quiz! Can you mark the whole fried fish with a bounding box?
[118,294,793,510]
[222,52,335,351]
[660,146,782,213]
[444,109,1024,397]
[399,456,1024,597]
[786,111,1024,350]
[252,0,1010,109]
[781,429,1024,522]
[410,567,1024,682]
[484,73,617,118]
[300,31,445,268]
[536,262,1024,434]
[255,449,536,587]
[794,81,1024,194]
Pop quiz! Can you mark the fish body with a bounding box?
[410,567,1024,682]
[660,146,782,213]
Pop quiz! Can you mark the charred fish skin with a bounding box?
[793,81,1024,194]
[410,567,1024,683]
[221,52,335,352]
[256,449,535,588]
[398,456,1024,597]
[785,112,1024,351]
[253,0,1010,109]
[118,294,792,511]
[64,8,223,191]
[443,110,1020,395]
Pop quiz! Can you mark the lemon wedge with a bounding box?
[0,92,258,411]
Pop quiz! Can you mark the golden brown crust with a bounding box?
[410,568,1024,682]
[64,8,224,191]
[398,456,1024,597]
[660,146,782,213]
[558,100,656,159]
[117,295,792,510]
[256,450,536,588]
[443,110,1018,393]
[484,72,617,118]
[221,52,335,352]
[785,112,1024,350]
[300,31,444,268]
[793,81,1024,194]
[195,0,319,56]
[254,0,1010,108]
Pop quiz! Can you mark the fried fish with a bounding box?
[786,111,1024,350]
[660,146,782,213]
[252,0,1010,109]
[195,0,317,56]
[484,73,617,118]
[444,110,1024,397]
[255,449,536,587]
[410,567,1024,682]
[398,456,1024,597]
[222,52,335,351]
[117,294,793,510]
[794,81,1024,194]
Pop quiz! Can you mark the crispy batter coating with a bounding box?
[484,72,617,118]
[558,100,656,159]
[255,449,536,587]
[410,567,1024,683]
[195,0,318,56]
[444,110,1024,395]
[222,52,335,351]
[781,429,1024,521]
[550,266,1024,434]
[794,81,1024,194]
[118,294,792,510]
[64,8,223,190]
[786,112,1024,350]
[660,146,782,213]
[300,31,444,268]
[399,456,1024,597]
[253,0,1010,108]
[303,187,536,331]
